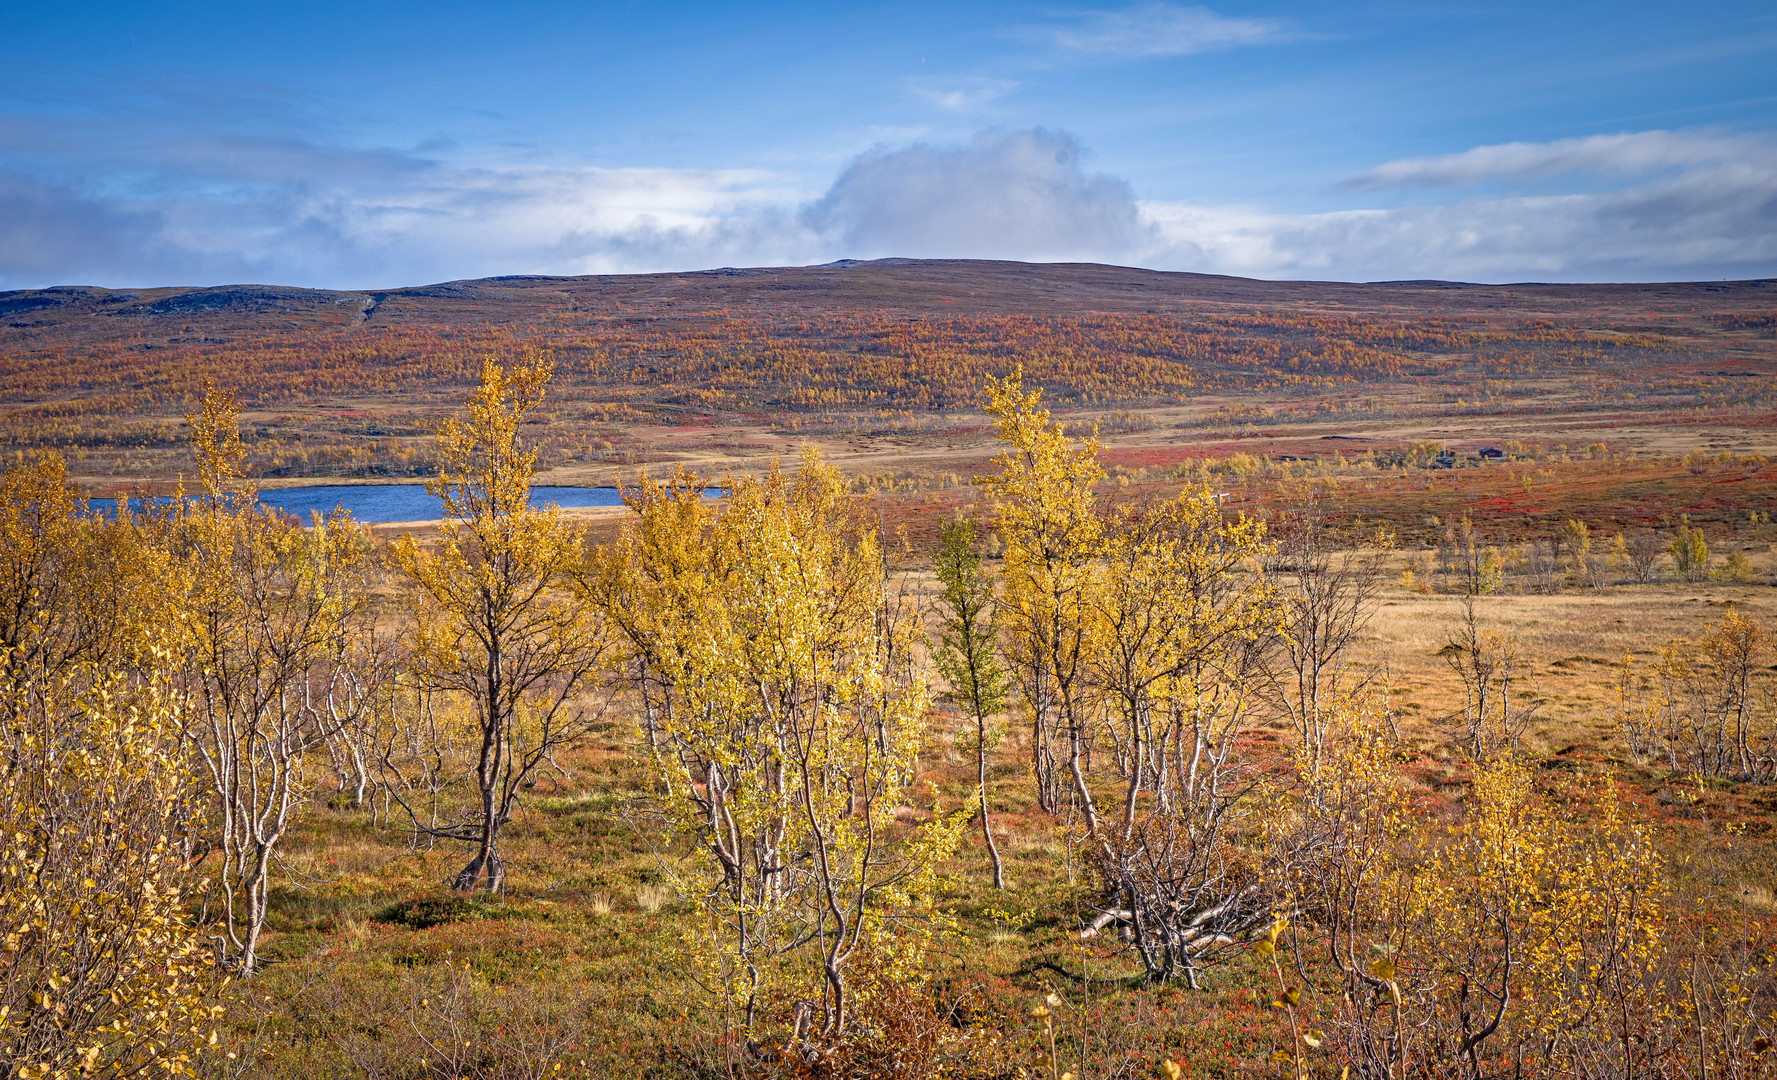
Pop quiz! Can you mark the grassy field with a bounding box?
[201,546,1777,1078]
[173,413,1777,1078]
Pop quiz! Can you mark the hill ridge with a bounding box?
[6,258,1775,333]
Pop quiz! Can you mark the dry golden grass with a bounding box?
[200,565,1777,1080]
[1360,580,1777,753]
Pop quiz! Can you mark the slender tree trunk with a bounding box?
[823,958,847,1037]
[1067,728,1099,833]
[456,683,506,891]
[1030,667,1058,813]
[454,798,504,891]
[456,635,508,891]
[1120,697,1143,841]
[977,710,1004,889]
[348,738,369,806]
[1060,683,1100,832]
[239,847,271,975]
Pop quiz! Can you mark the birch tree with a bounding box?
[166,383,378,973]
[977,373,1283,985]
[933,514,1010,889]
[591,451,965,1036]
[390,354,612,891]
[0,660,220,1078]
[0,455,218,1076]
[1080,492,1281,986]
[0,453,168,702]
[980,369,1105,825]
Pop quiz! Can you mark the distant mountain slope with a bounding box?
[2,260,1773,485]
[5,260,1775,339]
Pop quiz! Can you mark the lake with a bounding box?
[85,484,707,525]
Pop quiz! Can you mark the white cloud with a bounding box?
[0,160,820,288]
[905,76,1019,114]
[1140,156,1777,281]
[802,129,1151,262]
[1348,130,1776,189]
[2,124,1774,289]
[1130,129,1774,281]
[1028,3,1286,58]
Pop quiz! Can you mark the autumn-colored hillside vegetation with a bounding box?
[3,261,1772,487]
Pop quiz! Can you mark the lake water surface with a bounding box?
[87,484,698,525]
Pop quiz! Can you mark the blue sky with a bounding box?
[2,1,1774,288]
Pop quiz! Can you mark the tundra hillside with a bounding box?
[4,261,1774,494]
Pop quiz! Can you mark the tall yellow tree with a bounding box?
[980,372,1283,985]
[1077,492,1281,987]
[1087,493,1276,840]
[587,451,965,1036]
[391,354,611,891]
[980,368,1105,823]
[165,383,381,973]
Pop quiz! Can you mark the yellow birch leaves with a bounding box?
[0,661,218,1078]
[595,449,965,1022]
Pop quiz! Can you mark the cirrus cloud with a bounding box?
[905,76,1020,114]
[1022,3,1289,59]
[1347,129,1777,189]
